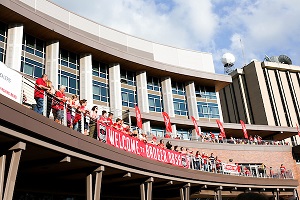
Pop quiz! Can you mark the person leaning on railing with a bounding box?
[34,74,49,114]
[88,106,98,139]
[46,80,55,118]
[52,85,68,124]
[67,95,79,128]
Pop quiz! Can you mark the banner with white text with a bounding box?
[98,121,188,168]
[0,62,22,103]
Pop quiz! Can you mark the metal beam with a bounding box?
[60,156,71,163]
[140,183,146,200]
[86,174,93,200]
[0,155,6,200]
[2,149,23,200]
[93,167,104,200]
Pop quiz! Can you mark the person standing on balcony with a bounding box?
[34,74,48,114]
[52,85,67,124]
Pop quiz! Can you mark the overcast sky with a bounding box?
[51,0,300,74]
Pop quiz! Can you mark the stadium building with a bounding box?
[0,0,299,199]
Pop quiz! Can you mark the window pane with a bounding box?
[24,63,34,76]
[61,76,68,87]
[34,67,43,78]
[26,35,35,48]
[69,78,76,89]
[93,86,100,95]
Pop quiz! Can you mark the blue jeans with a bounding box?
[34,98,44,114]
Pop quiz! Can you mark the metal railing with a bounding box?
[18,75,294,180]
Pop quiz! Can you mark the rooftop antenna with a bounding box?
[221,53,236,74]
[239,37,246,66]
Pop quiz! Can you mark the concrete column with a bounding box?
[136,71,149,113]
[185,81,198,119]
[45,40,59,89]
[161,77,174,117]
[216,92,224,122]
[80,53,93,108]
[143,120,151,135]
[171,124,177,138]
[5,24,23,71]
[109,63,122,119]
[2,142,26,200]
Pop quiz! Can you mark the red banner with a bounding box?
[191,116,201,136]
[162,112,172,133]
[297,124,300,137]
[135,106,143,129]
[216,120,226,138]
[103,123,187,167]
[240,120,248,139]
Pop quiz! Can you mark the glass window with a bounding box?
[147,76,161,91]
[92,60,108,79]
[173,98,188,116]
[23,63,34,76]
[120,69,135,86]
[93,80,109,103]
[197,102,220,119]
[148,94,163,112]
[121,88,136,108]
[58,69,80,95]
[172,82,185,95]
[195,85,217,100]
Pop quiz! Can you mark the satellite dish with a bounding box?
[251,59,259,62]
[221,53,235,74]
[264,55,271,61]
[221,53,235,67]
[269,56,279,63]
[278,55,292,65]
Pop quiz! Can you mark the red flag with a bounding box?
[135,106,143,129]
[216,119,226,138]
[162,112,172,133]
[240,120,248,139]
[191,116,201,136]
[297,124,300,137]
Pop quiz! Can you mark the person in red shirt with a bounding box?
[164,133,171,138]
[106,112,114,126]
[280,164,286,178]
[34,74,48,114]
[99,110,108,124]
[113,118,122,131]
[52,85,67,124]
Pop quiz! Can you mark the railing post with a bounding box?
[43,91,47,117]
[81,112,84,134]
[63,102,67,126]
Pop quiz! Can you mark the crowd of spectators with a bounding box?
[191,132,288,146]
[30,74,292,179]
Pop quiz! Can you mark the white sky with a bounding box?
[51,0,300,74]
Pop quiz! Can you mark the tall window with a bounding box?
[0,22,7,62]
[172,82,185,95]
[92,60,109,102]
[147,76,161,91]
[121,69,135,86]
[148,94,163,112]
[195,85,217,100]
[58,49,80,95]
[92,60,108,79]
[197,102,220,118]
[177,129,190,140]
[21,34,45,78]
[121,88,137,108]
[151,127,165,137]
[121,69,136,108]
[93,80,109,103]
[173,98,188,116]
